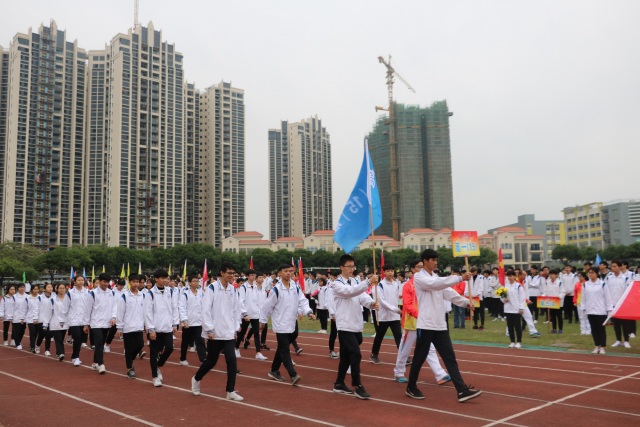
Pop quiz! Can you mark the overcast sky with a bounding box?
[3,1,639,239]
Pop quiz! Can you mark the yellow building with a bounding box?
[563,203,605,249]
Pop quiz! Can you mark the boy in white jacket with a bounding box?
[84,273,117,374]
[116,274,147,378]
[502,271,527,348]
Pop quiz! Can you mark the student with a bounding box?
[370,265,402,364]
[178,275,207,365]
[67,275,90,365]
[44,283,70,361]
[394,259,451,385]
[11,283,29,350]
[331,254,379,400]
[1,285,16,345]
[105,279,126,352]
[620,260,636,338]
[406,249,481,403]
[470,268,486,330]
[235,270,268,361]
[574,272,592,336]
[543,269,565,334]
[145,269,179,387]
[516,271,541,338]
[116,274,147,378]
[27,285,41,353]
[35,283,54,355]
[502,271,526,348]
[84,273,117,374]
[487,268,500,319]
[324,277,339,359]
[607,260,631,348]
[584,267,612,354]
[316,277,330,334]
[561,265,578,324]
[260,264,315,385]
[191,263,244,401]
[244,272,270,351]
[526,266,542,322]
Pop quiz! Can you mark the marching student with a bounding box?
[244,272,270,351]
[583,267,612,354]
[11,283,29,350]
[191,263,244,401]
[35,283,54,355]
[394,259,450,385]
[104,279,126,353]
[516,270,541,338]
[543,269,565,334]
[178,275,207,365]
[331,254,379,400]
[370,265,402,364]
[323,277,340,359]
[607,260,631,348]
[260,264,315,385]
[406,249,482,403]
[502,271,526,348]
[43,283,70,361]
[235,270,268,361]
[1,285,17,346]
[145,269,179,387]
[116,274,147,378]
[574,272,591,336]
[27,285,41,353]
[84,273,117,374]
[471,268,487,330]
[316,277,330,334]
[67,275,90,365]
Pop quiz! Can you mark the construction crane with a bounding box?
[134,0,140,30]
[377,55,416,241]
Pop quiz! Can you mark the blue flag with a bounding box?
[70,266,75,279]
[595,253,602,266]
[334,140,382,253]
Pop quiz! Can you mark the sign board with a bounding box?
[451,231,481,257]
[537,296,562,309]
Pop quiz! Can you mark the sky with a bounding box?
[2,0,639,239]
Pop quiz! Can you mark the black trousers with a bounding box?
[335,331,363,387]
[528,297,538,320]
[236,319,260,353]
[247,322,269,346]
[408,329,466,393]
[92,327,110,365]
[317,309,329,330]
[194,339,237,392]
[505,313,522,343]
[363,307,371,323]
[181,325,206,362]
[149,332,173,378]
[371,320,402,355]
[613,318,631,342]
[106,325,117,345]
[473,300,486,326]
[550,308,563,330]
[123,331,145,369]
[329,319,338,352]
[271,332,297,377]
[11,322,26,346]
[68,326,84,359]
[52,330,66,357]
[563,296,575,322]
[36,326,52,350]
[28,323,43,350]
[2,320,11,341]
[588,314,607,347]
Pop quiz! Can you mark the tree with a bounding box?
[249,248,276,273]
[0,257,24,289]
[308,249,339,268]
[436,247,463,271]
[551,245,582,262]
[32,248,73,282]
[389,248,419,271]
[469,247,498,268]
[579,246,598,263]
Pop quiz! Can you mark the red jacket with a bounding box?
[401,277,419,330]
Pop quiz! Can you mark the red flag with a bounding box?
[249,256,254,270]
[498,248,505,286]
[202,259,209,285]
[298,258,305,292]
[610,281,640,320]
[380,250,385,271]
[291,257,295,267]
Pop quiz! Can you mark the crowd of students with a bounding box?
[2,251,636,403]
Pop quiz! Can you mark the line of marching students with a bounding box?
[0,249,485,404]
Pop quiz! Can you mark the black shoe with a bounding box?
[295,347,303,355]
[243,339,250,350]
[268,370,285,382]
[405,356,413,365]
[291,374,302,385]
[261,344,270,351]
[127,368,136,379]
[58,354,65,362]
[138,350,146,359]
[354,385,370,400]
[406,387,425,399]
[472,326,478,330]
[458,386,482,402]
[479,326,484,331]
[332,382,354,394]
[236,368,242,375]
[369,354,381,364]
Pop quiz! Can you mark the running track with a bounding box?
[1,328,639,427]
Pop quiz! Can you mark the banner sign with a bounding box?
[451,231,481,257]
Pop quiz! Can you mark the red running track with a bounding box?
[0,327,638,427]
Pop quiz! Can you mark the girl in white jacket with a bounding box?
[11,283,29,350]
[26,285,41,352]
[501,271,527,348]
[1,284,17,345]
[583,267,613,354]
[44,283,71,361]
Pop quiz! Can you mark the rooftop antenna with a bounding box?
[134,0,140,31]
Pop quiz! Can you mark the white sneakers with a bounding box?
[508,343,516,348]
[35,348,40,354]
[592,348,600,354]
[98,364,106,374]
[44,350,51,356]
[611,341,622,347]
[630,333,636,338]
[179,360,190,366]
[91,363,99,370]
[623,341,631,348]
[317,330,327,334]
[189,346,196,353]
[255,352,268,361]
[81,343,88,348]
[73,358,82,367]
[10,340,15,346]
[191,377,201,395]
[153,377,162,387]
[226,391,244,401]
[104,345,111,353]
[16,345,23,350]
[3,341,7,346]
[235,349,241,358]
[515,343,522,349]
[157,368,163,381]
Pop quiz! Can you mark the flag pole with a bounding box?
[465,256,474,317]
[365,138,379,327]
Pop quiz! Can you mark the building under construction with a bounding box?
[368,101,454,237]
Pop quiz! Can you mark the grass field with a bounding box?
[298,312,640,356]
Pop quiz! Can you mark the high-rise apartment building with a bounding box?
[0,47,9,243]
[199,81,245,247]
[1,21,87,249]
[368,101,454,238]
[268,116,332,240]
[184,82,200,244]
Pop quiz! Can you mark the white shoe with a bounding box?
[592,348,599,354]
[292,360,296,366]
[81,343,88,348]
[600,348,606,354]
[623,341,631,348]
[104,345,110,353]
[173,335,177,340]
[347,366,351,374]
[515,343,521,349]
[152,377,162,387]
[179,360,189,366]
[226,391,244,401]
[611,341,622,347]
[16,344,23,350]
[146,340,150,345]
[533,320,538,324]
[630,333,636,338]
[45,350,51,356]
[500,317,505,322]
[3,341,7,346]
[189,346,196,353]
[73,358,81,367]
[157,368,163,381]
[35,348,40,354]
[508,343,516,348]
[255,352,268,361]
[235,349,241,358]
[191,376,200,395]
[371,333,376,338]
[10,340,15,346]
[91,363,99,370]
[98,364,106,374]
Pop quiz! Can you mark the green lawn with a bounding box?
[298,314,640,357]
